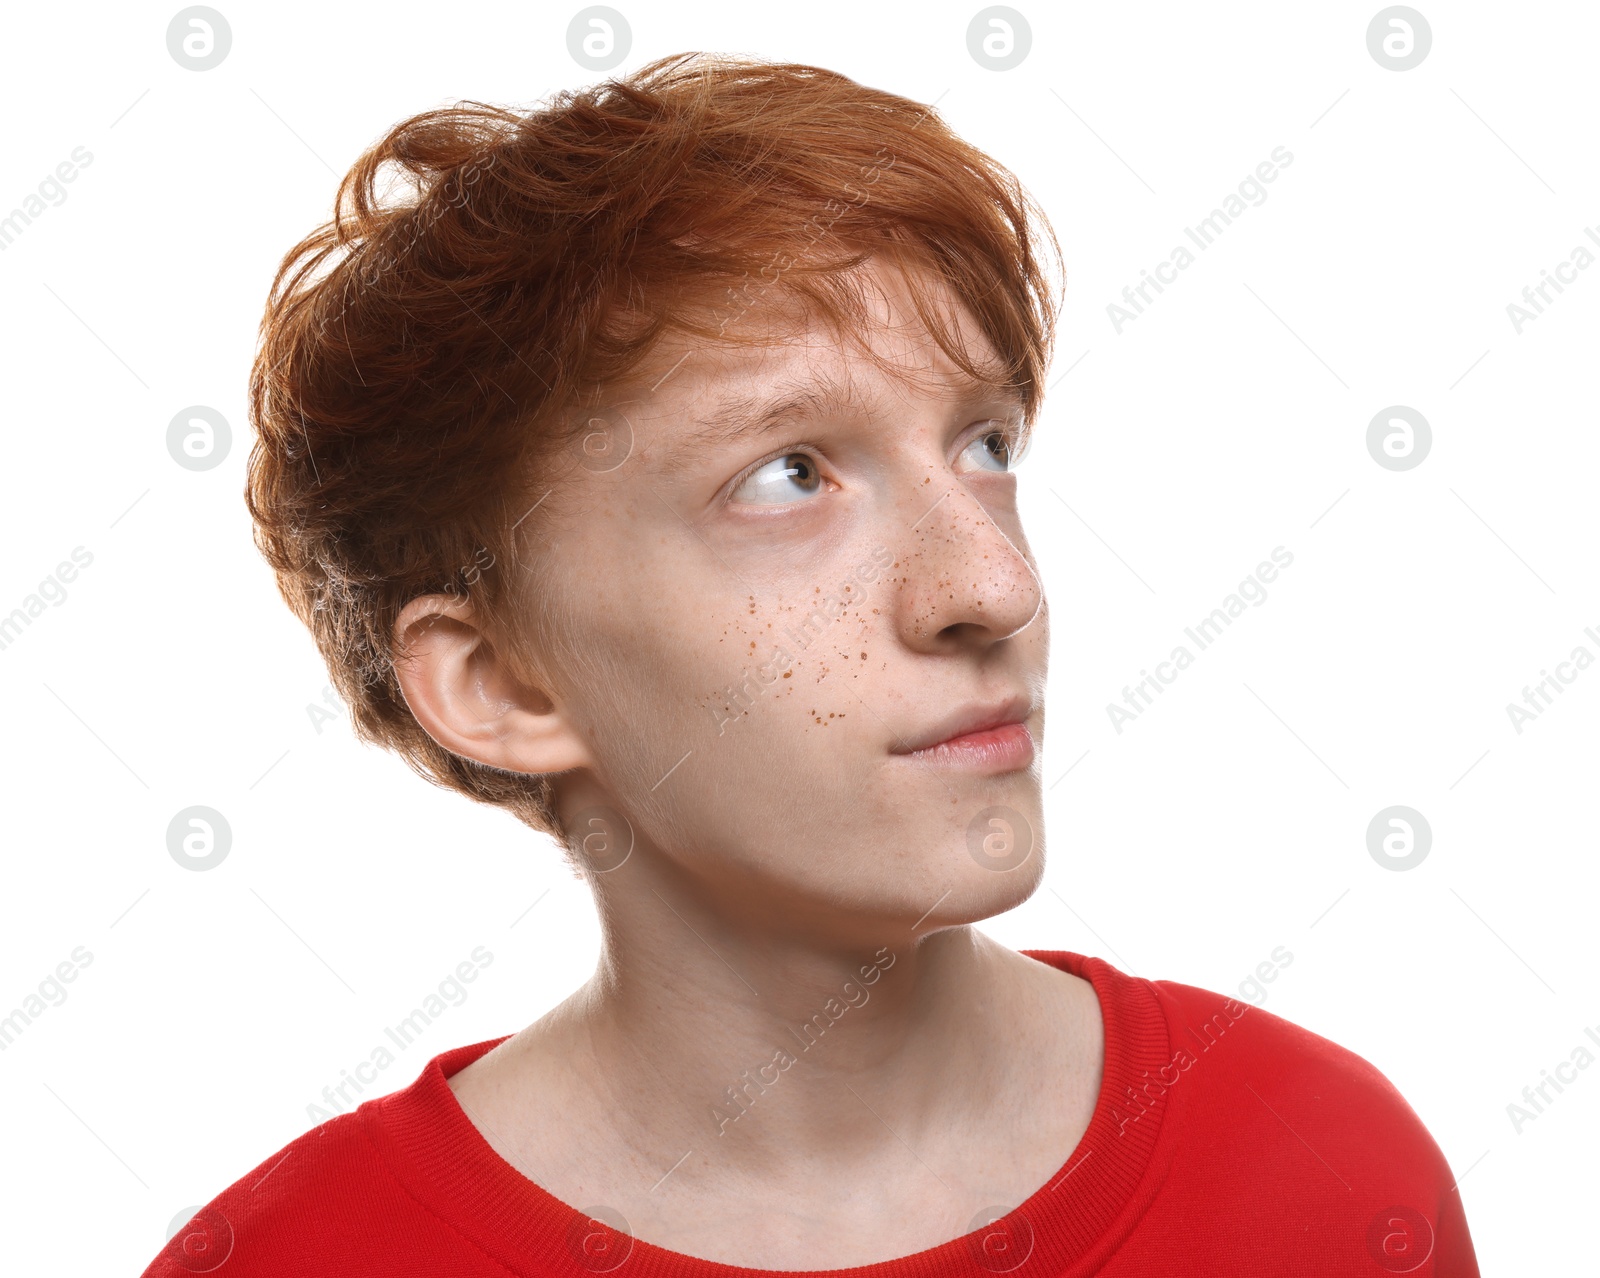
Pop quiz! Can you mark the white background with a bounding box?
[1,1,1594,1272]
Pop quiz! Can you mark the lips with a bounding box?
[890,692,1034,754]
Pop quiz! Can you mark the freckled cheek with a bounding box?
[597,530,893,729]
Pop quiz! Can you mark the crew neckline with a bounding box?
[360,950,1182,1277]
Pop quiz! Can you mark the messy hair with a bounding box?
[244,50,1062,852]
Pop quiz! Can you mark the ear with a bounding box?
[391,592,592,777]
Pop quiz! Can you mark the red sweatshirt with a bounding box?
[139,950,1480,1276]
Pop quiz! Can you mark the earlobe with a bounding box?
[391,593,591,777]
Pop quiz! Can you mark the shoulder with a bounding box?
[137,1035,516,1275]
[1142,974,1480,1271]
[1153,976,1417,1108]
[1019,950,1443,1150]
[135,1108,439,1276]
[1148,974,1460,1188]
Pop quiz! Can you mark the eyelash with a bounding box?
[724,421,1021,503]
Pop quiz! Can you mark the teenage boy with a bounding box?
[142,52,1480,1277]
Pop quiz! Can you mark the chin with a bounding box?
[971,853,1046,913]
[913,846,1046,932]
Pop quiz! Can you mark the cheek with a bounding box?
[708,567,889,740]
[634,593,876,783]
[630,540,886,735]
[557,529,896,834]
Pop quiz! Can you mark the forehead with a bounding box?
[619,264,1021,468]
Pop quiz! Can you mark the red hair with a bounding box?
[245,51,1062,844]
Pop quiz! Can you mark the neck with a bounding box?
[547,865,1058,1180]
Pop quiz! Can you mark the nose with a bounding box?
[886,478,1043,653]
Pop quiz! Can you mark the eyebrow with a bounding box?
[653,370,1026,477]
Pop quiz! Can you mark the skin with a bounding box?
[391,257,1104,1268]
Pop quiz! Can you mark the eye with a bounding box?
[729,452,826,505]
[958,422,1017,474]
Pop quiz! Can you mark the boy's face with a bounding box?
[524,258,1049,934]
